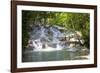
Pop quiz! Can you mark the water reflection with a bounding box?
[22,49,89,62]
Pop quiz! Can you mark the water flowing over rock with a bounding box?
[27,24,85,52]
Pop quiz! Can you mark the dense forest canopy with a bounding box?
[22,10,90,49]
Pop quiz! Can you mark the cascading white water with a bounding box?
[50,27,63,50]
[28,24,83,52]
[28,24,65,51]
[32,39,42,51]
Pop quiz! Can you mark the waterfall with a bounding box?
[28,24,65,51]
[28,24,80,51]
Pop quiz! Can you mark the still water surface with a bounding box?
[22,49,88,62]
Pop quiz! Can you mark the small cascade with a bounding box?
[27,24,82,52]
[32,39,42,51]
